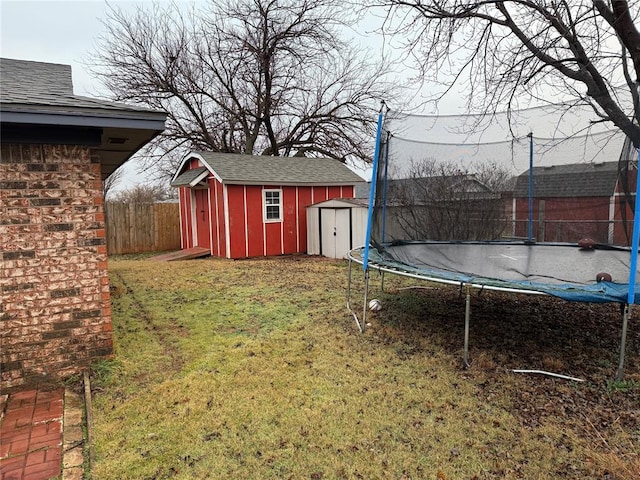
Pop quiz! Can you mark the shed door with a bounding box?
[194,188,211,249]
[320,208,351,258]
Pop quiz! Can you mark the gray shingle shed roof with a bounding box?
[1,58,166,179]
[171,167,209,187]
[175,152,365,186]
[513,162,620,198]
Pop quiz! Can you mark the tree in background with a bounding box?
[102,168,123,201]
[387,159,511,241]
[109,184,176,204]
[93,0,400,180]
[376,1,640,146]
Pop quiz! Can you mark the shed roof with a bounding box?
[513,162,619,198]
[0,58,166,179]
[173,152,365,186]
[309,198,369,208]
[171,167,209,187]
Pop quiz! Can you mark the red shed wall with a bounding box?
[177,157,205,250]
[224,183,354,259]
[178,187,194,249]
[282,186,298,254]
[612,173,637,245]
[612,195,635,246]
[208,177,226,257]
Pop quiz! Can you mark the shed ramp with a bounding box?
[150,247,210,262]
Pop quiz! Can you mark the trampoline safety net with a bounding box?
[370,107,637,247]
[359,106,640,304]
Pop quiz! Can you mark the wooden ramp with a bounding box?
[150,247,210,262]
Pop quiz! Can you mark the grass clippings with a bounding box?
[91,255,640,479]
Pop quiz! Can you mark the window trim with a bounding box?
[263,188,282,223]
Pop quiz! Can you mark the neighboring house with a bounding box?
[171,152,364,259]
[370,175,509,242]
[0,58,166,391]
[355,181,371,199]
[512,161,634,244]
[388,175,498,202]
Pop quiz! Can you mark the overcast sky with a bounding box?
[0,1,168,190]
[2,1,616,188]
[0,0,396,189]
[1,1,131,96]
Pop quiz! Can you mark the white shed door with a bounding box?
[320,208,351,259]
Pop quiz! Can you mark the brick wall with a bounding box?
[1,144,113,391]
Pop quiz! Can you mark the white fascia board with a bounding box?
[171,152,222,184]
[188,169,210,187]
[223,181,359,187]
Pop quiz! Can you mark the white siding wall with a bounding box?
[306,206,321,255]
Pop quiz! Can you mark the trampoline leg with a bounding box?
[346,258,364,333]
[616,303,630,382]
[463,285,471,368]
[361,270,370,332]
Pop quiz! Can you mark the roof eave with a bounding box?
[170,168,211,188]
[222,180,361,186]
[0,109,166,131]
[1,109,167,180]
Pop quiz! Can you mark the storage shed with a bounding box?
[307,198,368,258]
[171,152,364,258]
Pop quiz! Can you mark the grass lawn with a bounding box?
[90,255,640,479]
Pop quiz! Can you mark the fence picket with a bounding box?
[105,202,180,254]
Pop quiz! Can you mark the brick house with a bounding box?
[512,161,634,245]
[0,58,166,391]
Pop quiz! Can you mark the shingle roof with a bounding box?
[171,167,209,187]
[0,58,159,115]
[513,161,619,197]
[189,152,365,185]
[310,197,370,208]
[1,58,166,179]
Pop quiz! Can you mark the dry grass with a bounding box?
[90,255,639,479]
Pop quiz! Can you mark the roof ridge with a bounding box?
[179,151,365,185]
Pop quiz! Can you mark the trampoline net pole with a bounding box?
[528,133,534,243]
[362,270,370,331]
[346,257,363,333]
[626,146,640,305]
[363,108,385,272]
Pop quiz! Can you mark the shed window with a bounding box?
[263,189,282,222]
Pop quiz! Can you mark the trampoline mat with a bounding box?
[365,242,639,303]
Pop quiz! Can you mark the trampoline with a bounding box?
[346,107,640,380]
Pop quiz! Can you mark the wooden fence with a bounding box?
[105,202,181,255]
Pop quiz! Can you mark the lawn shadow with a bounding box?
[374,285,639,379]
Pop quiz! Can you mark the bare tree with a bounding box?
[385,159,510,241]
[92,0,400,181]
[110,184,175,204]
[102,168,123,201]
[375,1,640,146]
